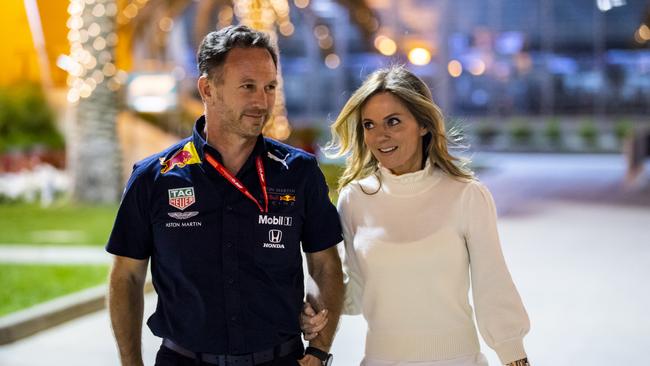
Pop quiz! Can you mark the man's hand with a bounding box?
[305,246,343,351]
[301,302,328,340]
[298,354,323,366]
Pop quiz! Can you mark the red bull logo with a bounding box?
[279,194,296,202]
[160,142,201,174]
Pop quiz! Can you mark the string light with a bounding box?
[159,17,174,32]
[313,25,329,40]
[374,35,397,56]
[92,4,105,17]
[448,60,462,77]
[64,0,123,103]
[468,59,486,76]
[279,22,294,36]
[105,3,117,17]
[408,47,432,66]
[318,36,333,49]
[87,23,101,37]
[123,4,138,19]
[324,53,340,69]
[117,0,149,25]
[294,0,309,9]
[638,24,650,42]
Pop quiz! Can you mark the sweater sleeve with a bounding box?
[463,181,530,364]
[337,186,364,315]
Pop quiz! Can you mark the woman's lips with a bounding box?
[378,146,397,153]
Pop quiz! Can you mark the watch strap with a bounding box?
[305,346,330,362]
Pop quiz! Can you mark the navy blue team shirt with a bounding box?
[106,116,342,355]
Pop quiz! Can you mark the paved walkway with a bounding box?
[0,153,649,366]
[0,245,109,264]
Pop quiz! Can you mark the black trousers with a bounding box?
[154,345,304,366]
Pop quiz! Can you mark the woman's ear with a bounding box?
[420,126,428,136]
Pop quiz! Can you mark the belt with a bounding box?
[162,336,303,366]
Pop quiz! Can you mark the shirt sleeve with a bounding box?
[105,164,154,259]
[337,186,364,315]
[300,157,343,253]
[463,181,530,364]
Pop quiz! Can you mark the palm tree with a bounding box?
[67,0,122,203]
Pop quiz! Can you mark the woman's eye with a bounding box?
[362,121,374,129]
[387,117,401,126]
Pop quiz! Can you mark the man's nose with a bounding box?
[252,89,271,109]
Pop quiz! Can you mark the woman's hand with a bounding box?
[300,302,328,340]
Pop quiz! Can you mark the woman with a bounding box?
[302,66,530,366]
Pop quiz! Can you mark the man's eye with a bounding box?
[242,84,254,90]
[362,121,374,129]
[265,85,276,92]
[387,117,401,126]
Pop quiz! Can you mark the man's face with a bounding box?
[205,47,278,138]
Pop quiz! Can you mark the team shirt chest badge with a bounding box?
[168,187,195,210]
[258,214,294,249]
[268,187,297,207]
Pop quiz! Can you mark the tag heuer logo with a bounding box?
[168,187,195,210]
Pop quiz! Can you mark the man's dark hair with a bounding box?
[196,25,278,80]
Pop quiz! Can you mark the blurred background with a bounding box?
[0,0,649,365]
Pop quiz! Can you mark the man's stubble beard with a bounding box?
[216,95,269,139]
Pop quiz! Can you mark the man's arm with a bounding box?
[108,255,149,366]
[304,246,344,352]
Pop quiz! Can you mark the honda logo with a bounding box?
[268,229,282,243]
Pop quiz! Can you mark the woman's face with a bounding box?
[361,92,427,175]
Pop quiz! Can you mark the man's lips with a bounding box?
[242,109,267,119]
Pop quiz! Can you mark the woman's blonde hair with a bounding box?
[326,65,473,192]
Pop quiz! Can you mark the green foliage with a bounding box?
[0,83,64,152]
[509,119,534,145]
[319,163,344,202]
[475,122,499,145]
[0,264,109,316]
[578,119,599,148]
[0,203,118,245]
[614,119,633,142]
[544,118,562,146]
[286,126,323,153]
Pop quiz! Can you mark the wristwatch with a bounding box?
[305,346,333,366]
[507,358,530,366]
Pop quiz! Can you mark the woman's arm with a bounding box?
[463,181,530,365]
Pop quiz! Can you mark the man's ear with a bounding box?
[197,75,211,102]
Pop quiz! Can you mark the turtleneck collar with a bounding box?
[375,159,442,196]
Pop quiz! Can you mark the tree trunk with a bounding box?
[68,0,122,203]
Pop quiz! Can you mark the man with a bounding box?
[107,25,343,366]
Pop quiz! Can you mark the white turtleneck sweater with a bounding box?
[338,161,530,365]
